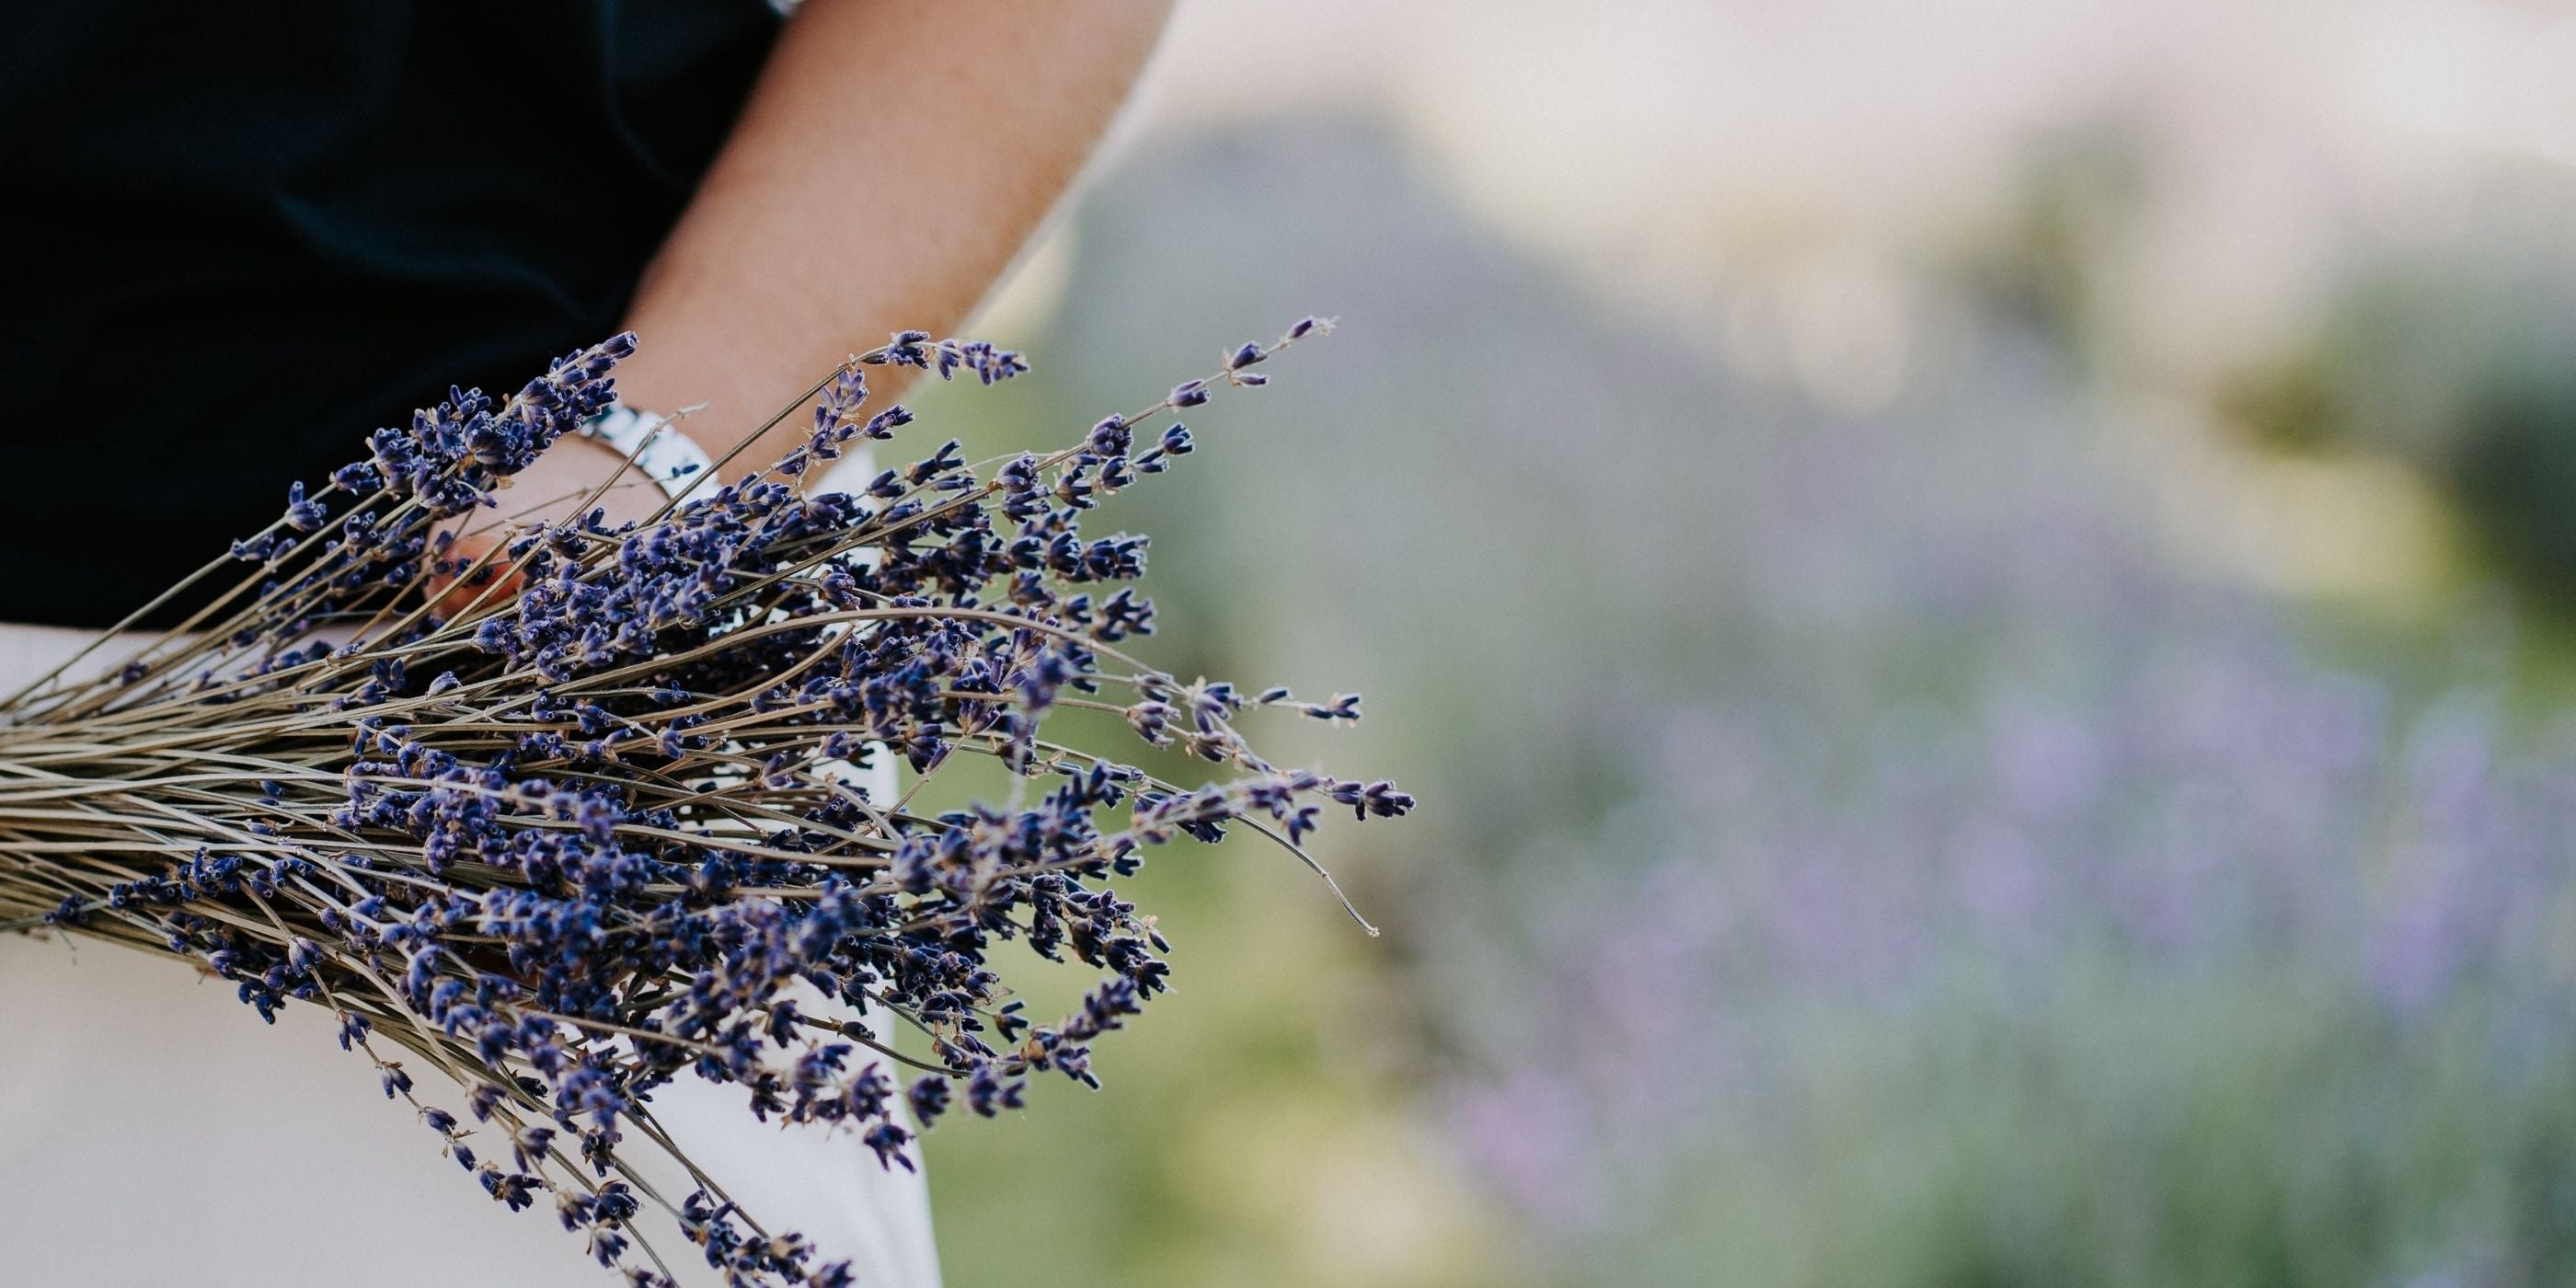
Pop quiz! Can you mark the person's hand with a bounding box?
[425,436,675,615]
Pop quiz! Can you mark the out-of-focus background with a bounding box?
[903,3,2576,1284]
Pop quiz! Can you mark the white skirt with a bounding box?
[0,623,943,1286]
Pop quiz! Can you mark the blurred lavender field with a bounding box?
[900,6,2576,1284]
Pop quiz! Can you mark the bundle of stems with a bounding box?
[0,322,1409,1286]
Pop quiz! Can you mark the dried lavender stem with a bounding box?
[2,320,1406,1288]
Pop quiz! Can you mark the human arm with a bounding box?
[441,0,1173,577]
[606,0,1176,464]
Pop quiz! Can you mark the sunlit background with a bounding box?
[894,3,2576,1284]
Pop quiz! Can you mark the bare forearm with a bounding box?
[608,0,1174,468]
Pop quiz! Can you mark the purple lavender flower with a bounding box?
[0,320,1402,1286]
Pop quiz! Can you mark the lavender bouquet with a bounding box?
[0,321,1409,1285]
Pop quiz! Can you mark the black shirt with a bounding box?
[0,1,780,626]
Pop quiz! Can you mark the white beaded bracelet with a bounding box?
[576,403,718,500]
